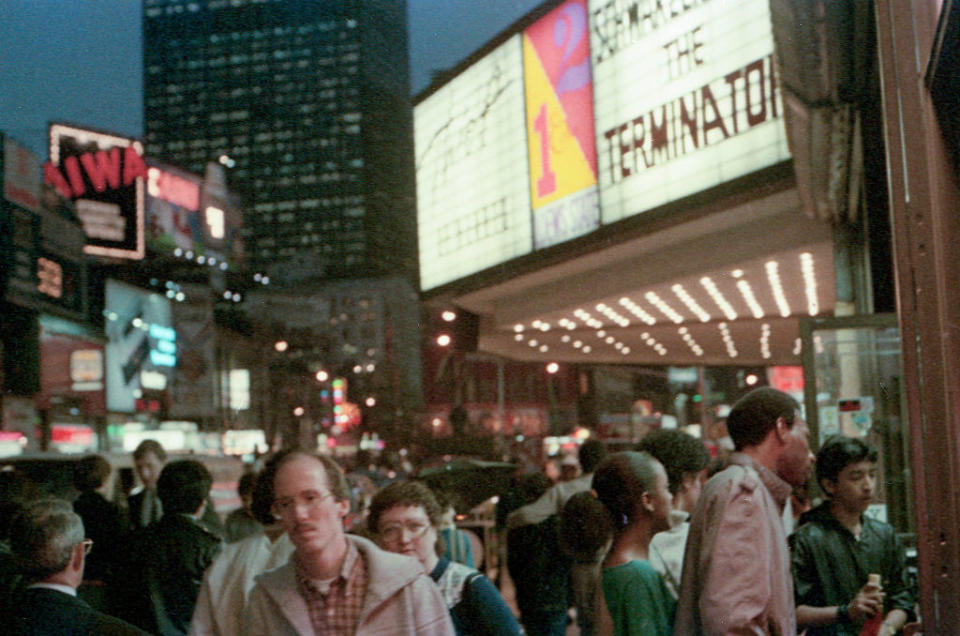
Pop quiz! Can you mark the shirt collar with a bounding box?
[296,538,359,590]
[730,452,793,511]
[29,582,77,597]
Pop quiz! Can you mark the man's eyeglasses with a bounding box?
[379,520,431,543]
[80,539,93,556]
[271,490,335,518]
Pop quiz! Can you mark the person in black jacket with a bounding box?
[72,454,128,613]
[790,436,915,636]
[120,460,222,635]
[6,497,147,635]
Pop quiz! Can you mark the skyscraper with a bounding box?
[143,0,416,282]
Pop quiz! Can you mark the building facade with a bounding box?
[143,0,417,282]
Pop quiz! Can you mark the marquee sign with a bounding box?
[414,0,790,292]
[45,124,146,260]
[589,0,790,223]
[524,0,600,249]
[415,36,531,291]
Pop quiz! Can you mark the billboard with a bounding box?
[146,161,245,268]
[589,0,790,223]
[3,135,42,213]
[104,280,176,413]
[44,124,146,260]
[168,283,216,419]
[415,35,531,291]
[414,0,790,292]
[524,0,599,249]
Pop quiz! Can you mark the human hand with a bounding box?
[847,581,884,622]
[877,623,898,636]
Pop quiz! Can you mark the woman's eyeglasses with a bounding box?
[81,539,93,555]
[379,520,431,542]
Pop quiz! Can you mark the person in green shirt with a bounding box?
[592,451,677,636]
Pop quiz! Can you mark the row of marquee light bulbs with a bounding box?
[432,253,821,362]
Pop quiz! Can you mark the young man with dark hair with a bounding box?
[123,460,222,634]
[790,435,915,635]
[638,429,711,598]
[674,387,814,635]
[129,440,168,529]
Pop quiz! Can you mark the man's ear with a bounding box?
[820,478,836,497]
[70,543,85,574]
[774,416,790,443]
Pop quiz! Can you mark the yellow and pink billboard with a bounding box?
[523,0,599,249]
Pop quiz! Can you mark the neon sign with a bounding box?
[44,124,146,260]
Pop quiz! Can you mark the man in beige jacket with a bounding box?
[242,450,453,635]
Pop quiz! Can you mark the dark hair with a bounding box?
[578,439,608,473]
[9,498,84,582]
[133,439,167,463]
[157,460,212,514]
[237,472,257,498]
[559,491,613,562]
[591,451,661,530]
[367,481,443,535]
[637,429,710,495]
[816,435,878,489]
[74,455,111,492]
[726,387,800,450]
[519,472,553,504]
[260,450,350,507]
[0,468,37,541]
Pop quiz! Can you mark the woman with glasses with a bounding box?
[368,481,522,636]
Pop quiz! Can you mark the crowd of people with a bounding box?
[0,387,920,635]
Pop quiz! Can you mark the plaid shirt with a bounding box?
[296,541,368,635]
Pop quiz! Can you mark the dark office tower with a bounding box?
[143,0,416,283]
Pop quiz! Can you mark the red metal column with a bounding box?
[874,0,960,630]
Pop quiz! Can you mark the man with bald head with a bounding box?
[7,498,146,635]
[243,449,453,635]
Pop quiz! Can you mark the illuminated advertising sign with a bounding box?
[415,35,531,291]
[524,0,599,249]
[2,135,42,213]
[169,284,216,419]
[589,0,790,223]
[44,124,146,260]
[146,161,244,267]
[105,280,175,413]
[37,331,106,416]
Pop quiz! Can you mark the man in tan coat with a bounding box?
[243,450,452,635]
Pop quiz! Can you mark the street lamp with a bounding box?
[315,369,329,382]
[436,333,451,347]
[275,340,289,352]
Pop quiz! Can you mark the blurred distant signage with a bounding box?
[771,365,804,394]
[415,35,531,291]
[589,0,790,223]
[524,0,599,249]
[414,0,789,292]
[105,279,176,413]
[37,328,106,416]
[3,135,42,213]
[146,161,244,267]
[44,123,146,260]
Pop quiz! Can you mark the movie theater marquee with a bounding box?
[414,0,790,292]
[589,0,790,223]
[415,36,531,291]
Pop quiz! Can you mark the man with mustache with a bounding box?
[242,450,453,635]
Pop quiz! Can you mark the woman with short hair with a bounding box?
[368,481,521,636]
